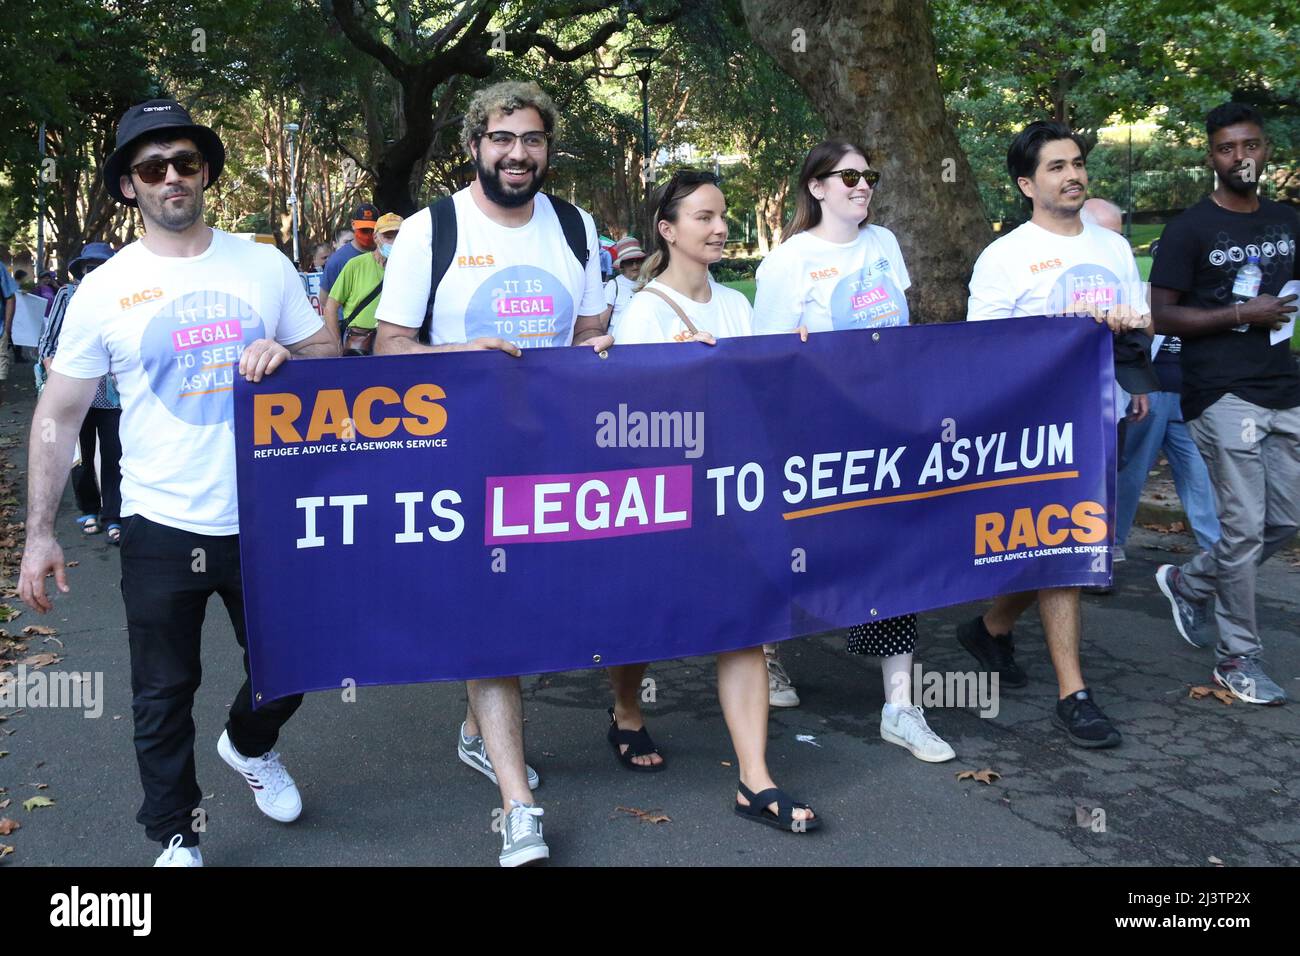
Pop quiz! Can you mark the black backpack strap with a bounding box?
[420,195,459,345]
[344,279,384,328]
[546,194,590,268]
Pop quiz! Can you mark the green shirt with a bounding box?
[331,252,385,330]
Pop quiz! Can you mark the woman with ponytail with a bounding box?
[602,169,819,833]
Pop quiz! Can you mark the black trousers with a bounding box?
[71,407,123,523]
[119,515,303,846]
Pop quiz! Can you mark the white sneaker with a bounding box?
[153,834,203,867]
[880,704,956,763]
[217,730,302,823]
[766,653,800,708]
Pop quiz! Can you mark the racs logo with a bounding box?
[457,254,495,268]
[120,287,164,309]
[253,384,447,445]
[975,501,1106,555]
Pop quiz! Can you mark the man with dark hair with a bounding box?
[964,120,1152,748]
[1150,102,1298,705]
[375,79,610,866]
[18,99,339,866]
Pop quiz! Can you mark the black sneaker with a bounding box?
[956,616,1028,688]
[1054,688,1122,748]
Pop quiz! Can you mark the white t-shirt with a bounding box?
[615,277,754,344]
[51,230,324,535]
[375,188,605,349]
[967,220,1147,322]
[604,274,638,336]
[752,225,911,333]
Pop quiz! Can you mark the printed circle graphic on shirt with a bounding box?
[828,264,909,329]
[466,265,575,349]
[1047,263,1126,316]
[141,290,266,427]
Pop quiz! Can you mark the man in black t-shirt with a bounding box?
[1150,102,1299,706]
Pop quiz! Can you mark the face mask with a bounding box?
[379,243,394,258]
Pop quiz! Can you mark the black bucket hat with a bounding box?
[103,99,225,207]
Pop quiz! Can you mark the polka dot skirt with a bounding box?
[846,613,917,657]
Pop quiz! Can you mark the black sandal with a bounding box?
[734,781,820,833]
[607,707,667,773]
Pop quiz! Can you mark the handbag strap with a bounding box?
[345,278,384,328]
[640,285,700,336]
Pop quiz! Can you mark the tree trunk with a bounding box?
[740,0,991,323]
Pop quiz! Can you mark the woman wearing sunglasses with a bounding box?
[752,140,956,763]
[608,169,819,833]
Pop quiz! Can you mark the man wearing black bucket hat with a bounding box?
[18,99,339,867]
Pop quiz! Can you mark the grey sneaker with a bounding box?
[1213,658,1287,706]
[766,651,800,708]
[1155,565,1213,648]
[458,723,540,790]
[499,801,549,867]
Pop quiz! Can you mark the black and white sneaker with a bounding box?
[1054,688,1122,748]
[1155,565,1213,648]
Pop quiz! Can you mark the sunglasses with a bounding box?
[130,150,205,184]
[820,168,880,189]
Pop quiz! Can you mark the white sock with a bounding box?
[881,653,913,708]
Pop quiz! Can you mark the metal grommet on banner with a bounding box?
[598,350,609,359]
[592,654,602,663]
[870,608,878,616]
[255,692,263,702]
[871,332,880,341]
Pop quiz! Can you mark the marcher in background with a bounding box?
[325,212,402,355]
[321,203,379,296]
[601,236,646,336]
[310,242,331,271]
[34,269,60,315]
[333,227,354,251]
[0,259,15,406]
[37,242,125,543]
[1150,102,1299,705]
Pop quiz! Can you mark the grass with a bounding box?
[722,278,756,303]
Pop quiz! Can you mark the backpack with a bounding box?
[418,192,590,344]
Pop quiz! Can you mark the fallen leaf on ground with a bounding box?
[615,805,672,824]
[0,844,12,859]
[955,769,1001,785]
[64,561,78,568]
[1189,685,1234,705]
[1208,855,1224,866]
[41,637,63,648]
[22,625,57,637]
[720,760,732,767]
[0,817,18,835]
[18,653,60,668]
[0,606,19,622]
[0,799,9,809]
[23,796,54,811]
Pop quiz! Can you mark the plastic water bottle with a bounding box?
[1232,255,1262,301]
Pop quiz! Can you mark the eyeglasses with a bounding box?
[482,130,551,150]
[130,150,205,184]
[820,168,880,189]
